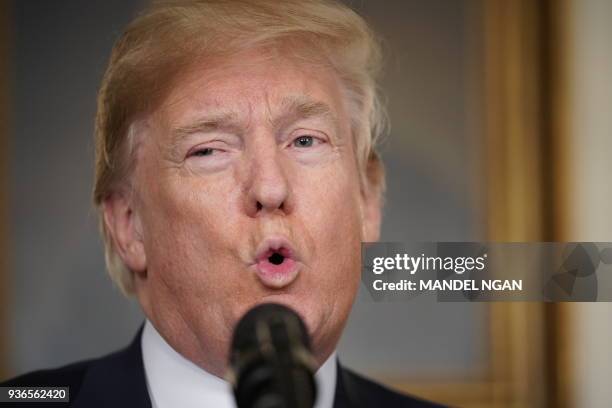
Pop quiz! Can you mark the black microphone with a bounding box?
[229,303,318,408]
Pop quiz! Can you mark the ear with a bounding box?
[102,191,147,277]
[361,153,384,242]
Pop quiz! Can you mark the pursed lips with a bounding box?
[251,236,302,289]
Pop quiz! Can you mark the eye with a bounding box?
[292,135,317,148]
[188,147,216,157]
[183,140,235,172]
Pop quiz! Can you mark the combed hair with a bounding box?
[93,0,387,295]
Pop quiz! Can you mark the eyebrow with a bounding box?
[274,95,339,130]
[171,111,241,143]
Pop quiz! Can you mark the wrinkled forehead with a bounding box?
[150,47,352,136]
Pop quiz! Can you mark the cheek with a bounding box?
[138,169,242,286]
[295,163,363,343]
[137,175,252,341]
[307,180,362,241]
[295,160,364,280]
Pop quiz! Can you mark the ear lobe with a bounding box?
[362,189,382,242]
[102,192,147,276]
[361,153,384,242]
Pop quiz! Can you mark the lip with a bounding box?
[252,236,301,289]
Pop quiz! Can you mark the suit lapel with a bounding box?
[72,326,152,408]
[333,361,358,408]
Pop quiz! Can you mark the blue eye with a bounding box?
[293,136,314,148]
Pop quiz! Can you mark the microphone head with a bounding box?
[229,303,317,408]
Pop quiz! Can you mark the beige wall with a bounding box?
[565,1,612,407]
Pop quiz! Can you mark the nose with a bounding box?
[243,145,292,218]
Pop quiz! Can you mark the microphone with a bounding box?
[229,303,318,408]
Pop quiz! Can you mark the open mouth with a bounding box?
[254,241,300,289]
[268,251,285,265]
[260,246,292,265]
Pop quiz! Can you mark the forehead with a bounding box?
[154,47,349,129]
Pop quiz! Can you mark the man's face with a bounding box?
[112,48,379,376]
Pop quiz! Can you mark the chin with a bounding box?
[243,293,325,330]
[264,294,344,355]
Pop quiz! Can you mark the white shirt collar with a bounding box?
[141,320,337,408]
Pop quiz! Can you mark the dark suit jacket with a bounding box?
[1,328,446,408]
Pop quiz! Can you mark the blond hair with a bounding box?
[93,0,387,295]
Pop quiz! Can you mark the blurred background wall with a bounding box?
[6,0,147,373]
[562,0,612,406]
[0,1,610,407]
